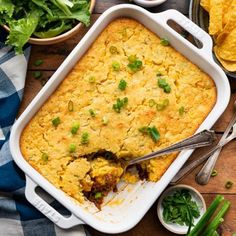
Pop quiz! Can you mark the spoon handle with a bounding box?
[195,111,236,185]
[128,130,216,166]
[195,147,222,185]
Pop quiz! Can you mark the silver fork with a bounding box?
[170,101,236,185]
[196,122,236,185]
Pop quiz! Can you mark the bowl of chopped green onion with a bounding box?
[1,0,96,54]
[157,184,206,234]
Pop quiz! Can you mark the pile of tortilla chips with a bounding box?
[200,0,236,72]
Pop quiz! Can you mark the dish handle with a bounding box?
[25,175,85,229]
[153,9,213,59]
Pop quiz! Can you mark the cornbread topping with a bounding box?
[20,18,216,208]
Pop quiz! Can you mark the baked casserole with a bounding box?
[20,18,216,208]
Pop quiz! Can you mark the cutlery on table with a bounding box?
[170,102,236,185]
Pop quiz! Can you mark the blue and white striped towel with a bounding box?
[0,30,88,236]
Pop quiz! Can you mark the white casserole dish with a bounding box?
[10,4,230,234]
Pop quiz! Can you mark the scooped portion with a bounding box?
[20,18,216,208]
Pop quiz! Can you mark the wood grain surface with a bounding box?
[19,0,236,235]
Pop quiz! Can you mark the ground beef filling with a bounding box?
[84,174,118,209]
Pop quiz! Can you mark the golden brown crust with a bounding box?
[20,18,216,202]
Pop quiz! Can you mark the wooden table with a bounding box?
[19,0,236,235]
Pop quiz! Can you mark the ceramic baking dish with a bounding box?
[10,4,230,234]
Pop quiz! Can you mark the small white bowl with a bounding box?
[157,184,206,235]
[133,0,167,8]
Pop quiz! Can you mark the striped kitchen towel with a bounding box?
[0,30,88,236]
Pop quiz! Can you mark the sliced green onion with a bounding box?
[89,109,96,117]
[52,117,60,127]
[112,61,120,71]
[139,126,160,142]
[34,59,43,66]
[188,195,225,236]
[89,76,96,83]
[158,78,171,93]
[71,122,80,135]
[41,153,48,162]
[33,71,42,79]
[68,100,74,112]
[156,99,169,111]
[211,169,218,177]
[160,38,170,46]
[179,106,185,116]
[128,55,137,63]
[81,132,89,145]
[69,143,76,153]
[202,201,230,235]
[109,46,118,54]
[148,99,156,107]
[112,97,128,113]
[94,192,102,199]
[225,181,233,189]
[118,79,127,91]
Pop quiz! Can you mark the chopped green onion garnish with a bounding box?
[211,169,218,177]
[52,117,60,127]
[158,78,171,93]
[179,106,185,116]
[34,59,43,66]
[102,116,109,125]
[33,71,42,79]
[109,46,118,54]
[89,109,96,117]
[69,143,76,153]
[112,61,120,71]
[81,132,89,145]
[127,57,142,73]
[225,181,233,189]
[68,100,74,112]
[148,99,156,107]
[160,38,170,46]
[156,99,169,111]
[94,192,102,199]
[112,97,128,113]
[89,76,96,83]
[128,55,137,63]
[118,79,127,91]
[41,153,48,162]
[71,122,80,135]
[138,125,160,142]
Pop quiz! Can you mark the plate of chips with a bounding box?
[190,0,236,78]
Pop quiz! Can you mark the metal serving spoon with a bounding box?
[122,130,216,171]
[171,101,236,185]
[196,123,236,185]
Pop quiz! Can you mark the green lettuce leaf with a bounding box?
[0,0,14,17]
[6,9,41,54]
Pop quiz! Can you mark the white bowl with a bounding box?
[133,0,167,8]
[157,184,206,234]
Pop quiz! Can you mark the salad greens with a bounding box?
[0,0,91,53]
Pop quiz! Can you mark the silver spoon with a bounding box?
[122,130,216,170]
[170,101,236,185]
[196,122,236,185]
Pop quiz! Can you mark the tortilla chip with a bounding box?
[216,5,236,44]
[216,28,236,61]
[200,0,210,12]
[223,0,234,26]
[214,47,236,72]
[209,0,223,35]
